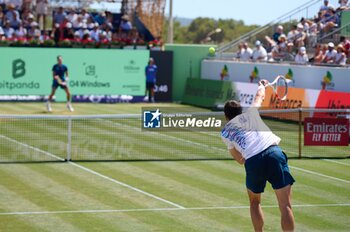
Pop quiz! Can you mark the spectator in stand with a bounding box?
[271,34,291,61]
[73,31,81,42]
[287,25,298,45]
[15,22,27,39]
[21,9,34,28]
[36,0,48,30]
[3,20,14,38]
[240,42,253,61]
[52,23,61,44]
[39,30,50,42]
[236,42,243,60]
[319,7,339,33]
[53,7,66,26]
[339,36,350,57]
[0,6,5,27]
[72,15,83,30]
[265,25,284,47]
[94,11,106,25]
[338,0,350,10]
[27,21,41,40]
[312,43,325,64]
[86,17,95,30]
[66,8,78,25]
[104,26,112,41]
[294,23,306,48]
[294,46,309,64]
[80,8,90,21]
[252,40,267,62]
[323,42,337,63]
[119,14,132,37]
[7,0,21,10]
[63,22,74,40]
[320,0,334,13]
[5,4,20,28]
[90,23,100,42]
[0,25,5,39]
[334,45,347,65]
[0,1,5,12]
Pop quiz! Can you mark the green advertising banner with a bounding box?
[182,78,235,108]
[0,48,149,95]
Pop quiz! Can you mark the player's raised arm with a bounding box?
[252,80,268,108]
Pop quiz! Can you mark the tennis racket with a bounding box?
[262,75,291,101]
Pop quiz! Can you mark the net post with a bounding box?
[298,108,302,159]
[66,117,72,161]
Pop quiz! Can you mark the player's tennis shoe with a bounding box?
[67,103,74,112]
[46,102,52,112]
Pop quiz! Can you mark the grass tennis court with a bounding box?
[0,103,349,231]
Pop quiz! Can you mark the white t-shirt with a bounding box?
[240,47,253,61]
[324,49,337,60]
[295,53,309,64]
[221,108,281,160]
[252,46,267,61]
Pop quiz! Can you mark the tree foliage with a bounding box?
[163,17,259,44]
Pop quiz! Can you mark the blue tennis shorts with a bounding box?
[244,145,295,193]
[52,80,67,89]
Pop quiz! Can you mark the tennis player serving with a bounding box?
[46,55,74,112]
[221,80,295,232]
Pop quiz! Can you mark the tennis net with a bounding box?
[0,108,348,162]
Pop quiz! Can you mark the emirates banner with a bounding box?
[304,118,349,146]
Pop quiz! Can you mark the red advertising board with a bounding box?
[314,90,350,118]
[304,118,349,146]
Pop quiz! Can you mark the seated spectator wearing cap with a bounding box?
[79,9,91,21]
[36,0,49,30]
[295,47,309,64]
[271,34,293,61]
[53,7,66,26]
[27,21,41,40]
[323,42,337,63]
[334,45,347,65]
[252,40,267,62]
[5,4,21,28]
[240,42,253,61]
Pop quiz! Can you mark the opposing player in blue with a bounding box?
[144,57,157,103]
[46,55,74,112]
[221,80,295,232]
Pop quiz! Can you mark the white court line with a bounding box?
[0,134,185,209]
[0,135,65,161]
[0,203,349,216]
[289,165,350,184]
[322,159,350,167]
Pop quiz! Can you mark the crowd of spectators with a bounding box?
[235,0,350,66]
[0,0,163,48]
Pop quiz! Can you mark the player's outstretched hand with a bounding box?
[258,79,269,87]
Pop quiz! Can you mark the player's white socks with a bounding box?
[66,102,74,112]
[46,101,52,112]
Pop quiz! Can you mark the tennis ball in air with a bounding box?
[209,47,216,55]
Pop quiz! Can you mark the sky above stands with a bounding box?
[165,0,340,25]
